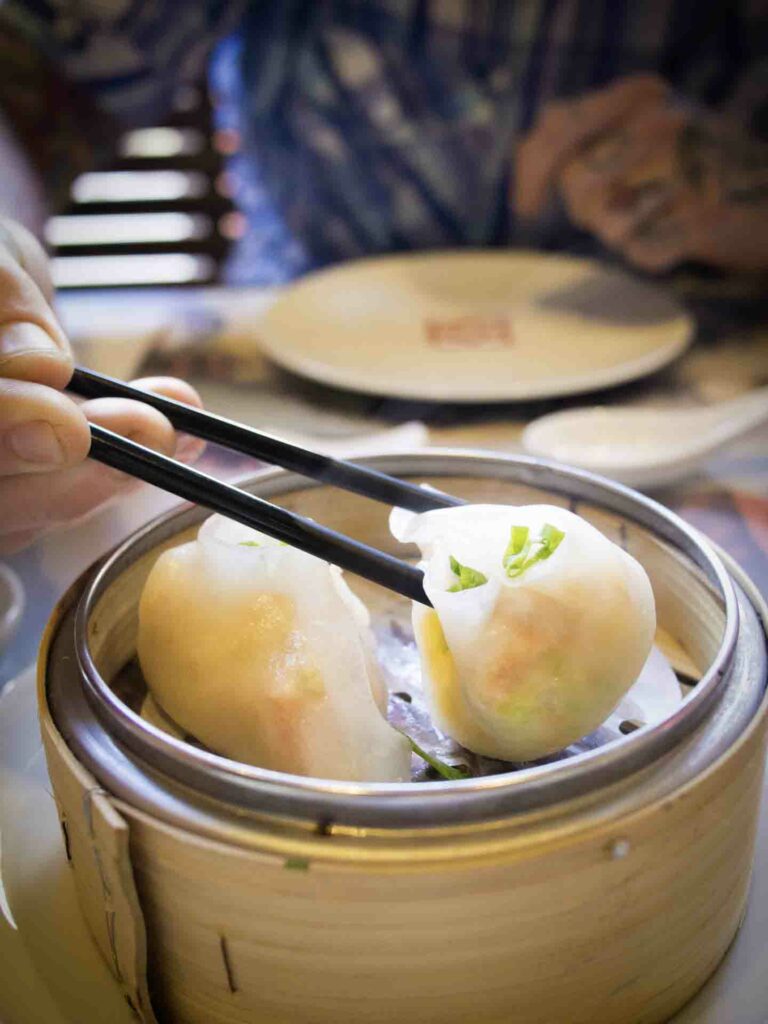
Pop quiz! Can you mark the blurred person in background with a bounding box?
[0,0,766,551]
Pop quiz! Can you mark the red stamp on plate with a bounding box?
[423,315,513,350]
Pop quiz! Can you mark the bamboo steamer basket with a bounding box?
[38,452,768,1024]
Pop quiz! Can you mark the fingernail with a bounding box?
[0,322,58,359]
[6,420,65,465]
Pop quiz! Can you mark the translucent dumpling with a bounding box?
[391,503,656,761]
[138,514,411,781]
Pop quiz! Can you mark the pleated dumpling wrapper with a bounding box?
[138,514,411,782]
[391,503,656,761]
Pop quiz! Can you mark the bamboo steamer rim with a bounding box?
[72,450,741,828]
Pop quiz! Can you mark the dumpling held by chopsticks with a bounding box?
[138,514,411,782]
[391,503,656,762]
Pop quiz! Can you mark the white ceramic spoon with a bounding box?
[522,387,768,489]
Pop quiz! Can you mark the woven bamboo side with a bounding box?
[106,704,768,1024]
[38,591,158,1024]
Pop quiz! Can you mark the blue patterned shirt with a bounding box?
[3,1,766,283]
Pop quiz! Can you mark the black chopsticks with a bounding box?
[70,367,461,513]
[90,424,433,604]
[72,364,472,603]
[71,367,471,603]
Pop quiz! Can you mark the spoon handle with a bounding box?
[717,386,768,439]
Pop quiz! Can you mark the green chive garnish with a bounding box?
[447,555,488,592]
[408,737,470,780]
[503,522,565,579]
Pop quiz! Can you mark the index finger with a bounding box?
[0,218,72,390]
[515,74,669,219]
[0,217,54,303]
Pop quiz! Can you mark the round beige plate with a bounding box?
[261,250,693,402]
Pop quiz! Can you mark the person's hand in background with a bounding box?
[0,217,205,555]
[515,74,768,273]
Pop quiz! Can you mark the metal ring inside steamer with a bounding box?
[67,451,743,829]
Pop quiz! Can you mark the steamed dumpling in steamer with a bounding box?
[138,514,411,782]
[391,503,656,762]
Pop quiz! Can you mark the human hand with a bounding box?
[0,217,205,555]
[515,74,768,272]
